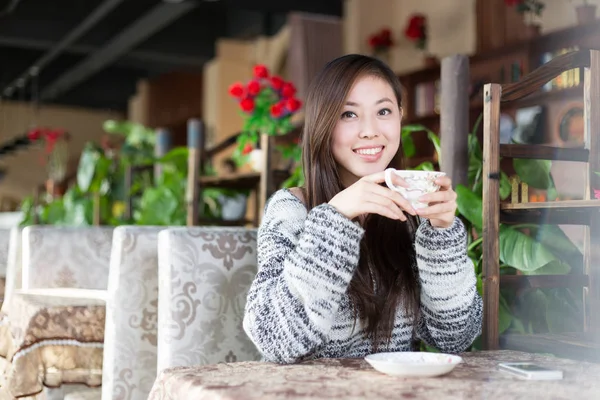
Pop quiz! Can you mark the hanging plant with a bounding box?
[228,64,302,166]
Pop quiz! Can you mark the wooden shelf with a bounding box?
[500,274,589,290]
[198,170,290,190]
[406,86,580,127]
[500,332,600,362]
[505,85,583,108]
[500,200,599,225]
[502,200,600,211]
[499,144,589,162]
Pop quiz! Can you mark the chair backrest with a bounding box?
[0,228,11,277]
[482,49,600,356]
[21,226,114,290]
[0,227,21,310]
[156,227,261,372]
[102,226,163,400]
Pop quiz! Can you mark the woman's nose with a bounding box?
[359,116,379,139]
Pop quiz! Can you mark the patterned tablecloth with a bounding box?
[149,350,600,400]
[0,289,106,398]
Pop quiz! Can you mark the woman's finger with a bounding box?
[360,171,388,184]
[416,201,456,217]
[419,189,456,205]
[368,183,416,216]
[363,191,407,220]
[435,175,453,191]
[364,201,405,221]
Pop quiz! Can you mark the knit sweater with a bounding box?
[243,188,483,364]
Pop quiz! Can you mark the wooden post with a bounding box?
[440,54,470,188]
[186,119,202,226]
[93,193,101,226]
[154,128,171,183]
[584,49,600,335]
[482,83,502,350]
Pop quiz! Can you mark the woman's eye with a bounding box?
[341,111,356,119]
[378,108,392,116]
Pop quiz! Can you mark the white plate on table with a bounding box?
[365,352,463,377]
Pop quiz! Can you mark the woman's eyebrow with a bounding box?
[345,97,394,107]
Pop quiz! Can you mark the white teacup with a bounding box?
[384,168,446,209]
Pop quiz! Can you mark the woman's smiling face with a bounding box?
[331,75,402,187]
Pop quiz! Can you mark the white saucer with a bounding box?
[365,352,462,377]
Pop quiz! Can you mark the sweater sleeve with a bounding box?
[243,190,365,364]
[414,217,483,353]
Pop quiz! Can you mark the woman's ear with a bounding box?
[399,106,404,121]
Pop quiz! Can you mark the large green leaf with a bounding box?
[135,187,178,225]
[77,145,99,192]
[158,147,189,174]
[456,184,483,230]
[413,161,435,171]
[525,260,570,275]
[545,288,583,333]
[513,158,553,190]
[499,295,513,334]
[427,130,441,164]
[500,172,511,200]
[401,124,426,158]
[498,225,561,273]
[533,224,584,257]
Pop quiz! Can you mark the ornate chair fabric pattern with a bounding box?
[21,226,113,290]
[156,227,261,372]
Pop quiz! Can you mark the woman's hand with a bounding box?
[415,175,457,228]
[328,171,417,221]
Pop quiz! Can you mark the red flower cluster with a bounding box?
[594,189,600,200]
[228,64,302,119]
[404,14,427,41]
[504,0,524,6]
[27,127,68,153]
[368,28,394,50]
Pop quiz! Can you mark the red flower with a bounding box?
[594,189,600,200]
[27,128,43,141]
[247,80,261,96]
[240,97,255,113]
[228,82,244,98]
[286,98,302,113]
[404,15,426,41]
[270,76,284,91]
[270,102,285,118]
[368,28,394,49]
[46,129,64,143]
[281,83,297,98]
[369,35,381,48]
[504,0,524,5]
[242,143,253,155]
[253,64,269,79]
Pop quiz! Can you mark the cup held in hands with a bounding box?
[384,168,446,209]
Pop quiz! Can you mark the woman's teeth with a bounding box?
[355,147,383,155]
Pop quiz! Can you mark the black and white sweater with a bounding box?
[243,188,483,364]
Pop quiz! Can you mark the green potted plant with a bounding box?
[228,64,302,169]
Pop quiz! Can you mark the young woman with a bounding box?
[243,54,482,364]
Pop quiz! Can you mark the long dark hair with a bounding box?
[301,54,420,350]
